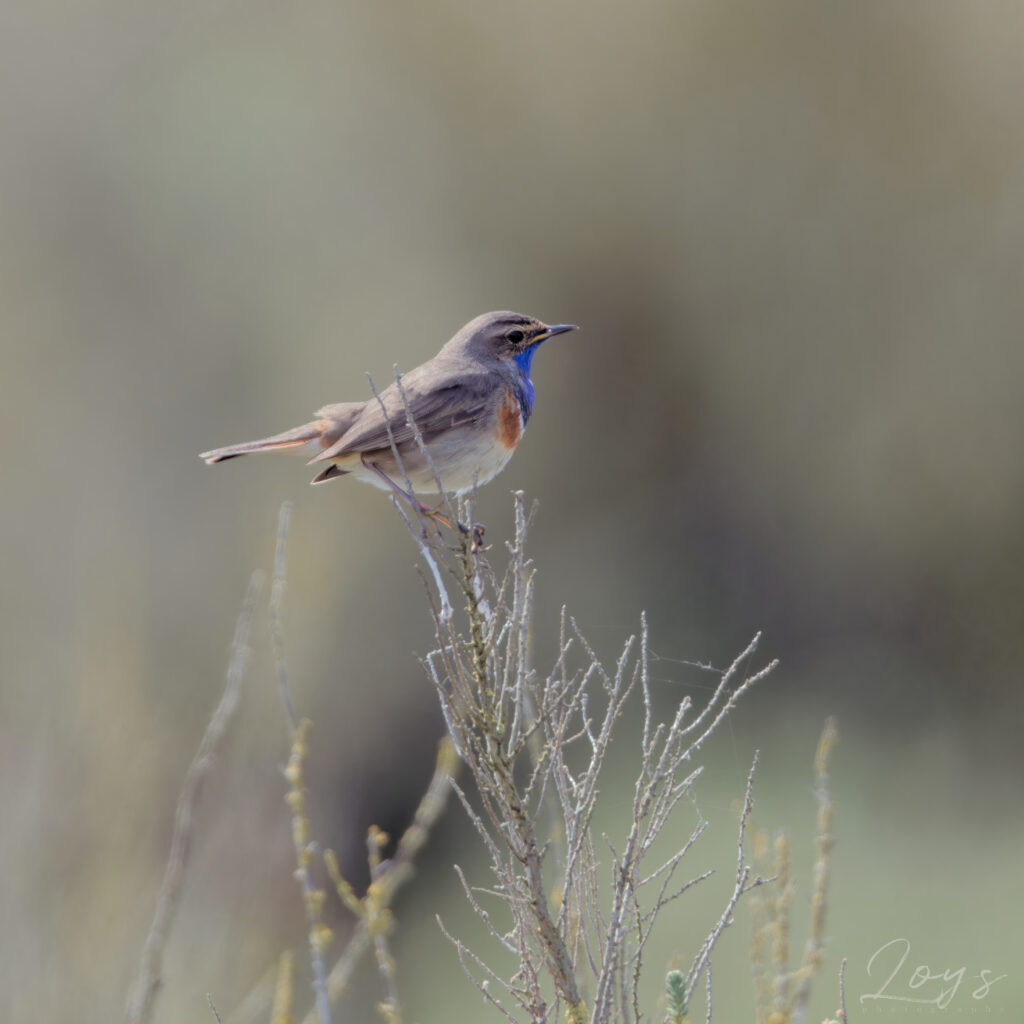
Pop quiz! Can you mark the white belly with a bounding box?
[340,423,520,496]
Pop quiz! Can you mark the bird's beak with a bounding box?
[534,323,579,344]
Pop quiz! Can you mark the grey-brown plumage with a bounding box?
[199,311,577,496]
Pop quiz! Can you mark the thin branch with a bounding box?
[271,501,332,1024]
[125,571,263,1024]
[704,962,712,1024]
[296,738,458,1024]
[436,915,532,1023]
[270,951,296,1024]
[390,494,453,621]
[685,751,765,995]
[791,717,840,1023]
[838,957,848,1022]
[270,501,296,730]
[390,364,459,529]
[366,828,403,1024]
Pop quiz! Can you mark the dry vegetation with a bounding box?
[126,484,844,1024]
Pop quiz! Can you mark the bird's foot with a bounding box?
[416,500,466,534]
[413,501,450,538]
[417,502,486,551]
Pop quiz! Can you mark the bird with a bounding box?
[199,311,578,520]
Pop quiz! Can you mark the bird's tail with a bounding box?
[200,421,325,464]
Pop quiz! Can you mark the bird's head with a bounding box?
[453,311,578,376]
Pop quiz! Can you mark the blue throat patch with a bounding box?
[512,345,541,422]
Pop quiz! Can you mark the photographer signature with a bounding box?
[860,938,1006,1010]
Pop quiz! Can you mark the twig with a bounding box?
[390,494,453,621]
[365,372,456,617]
[838,957,848,1022]
[270,952,296,1024]
[125,572,263,1024]
[791,717,839,1023]
[208,994,223,1023]
[685,752,765,996]
[298,738,458,1024]
[270,501,296,730]
[283,720,332,1024]
[390,364,460,529]
[749,718,841,1024]
[705,962,712,1024]
[271,503,332,1024]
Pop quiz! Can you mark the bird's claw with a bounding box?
[412,500,486,551]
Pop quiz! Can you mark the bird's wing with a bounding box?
[309,373,494,463]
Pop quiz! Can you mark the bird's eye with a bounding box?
[507,329,525,344]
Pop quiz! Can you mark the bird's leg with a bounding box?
[361,457,465,534]
[419,502,486,551]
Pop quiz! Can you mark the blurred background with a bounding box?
[3,0,1023,1019]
